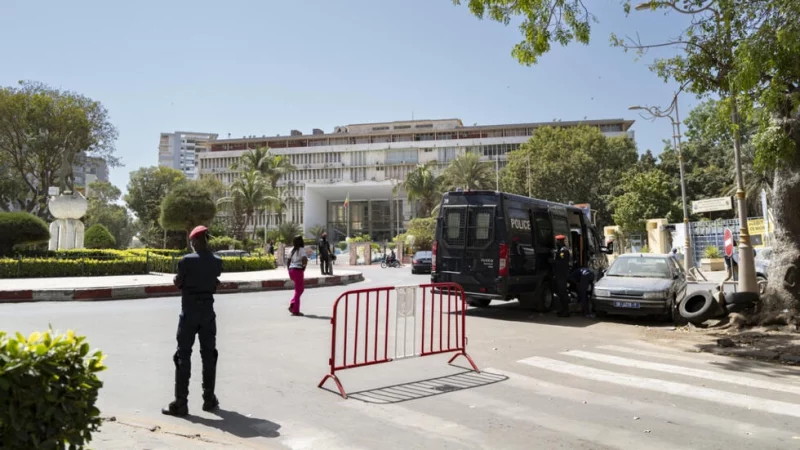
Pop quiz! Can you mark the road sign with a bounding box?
[724,228,734,258]
[692,196,733,213]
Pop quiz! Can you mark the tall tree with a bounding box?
[0,81,119,217]
[160,181,217,246]
[440,152,496,191]
[402,162,442,218]
[218,169,278,239]
[501,125,638,226]
[124,166,186,246]
[84,181,136,249]
[612,169,680,233]
[458,0,800,314]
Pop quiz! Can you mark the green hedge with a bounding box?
[0,329,106,449]
[0,249,276,278]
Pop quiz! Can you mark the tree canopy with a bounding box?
[0,81,118,217]
[84,181,136,249]
[501,125,638,227]
[440,152,496,191]
[159,181,217,244]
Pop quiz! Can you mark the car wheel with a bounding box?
[535,283,553,313]
[679,291,719,324]
[411,268,416,274]
[669,296,688,325]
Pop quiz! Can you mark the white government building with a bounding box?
[195,118,635,242]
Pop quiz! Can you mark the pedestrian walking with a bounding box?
[552,235,572,318]
[162,225,223,417]
[288,235,308,316]
[319,232,333,276]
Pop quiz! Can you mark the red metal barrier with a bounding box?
[318,282,479,399]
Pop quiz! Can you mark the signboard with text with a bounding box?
[692,197,733,214]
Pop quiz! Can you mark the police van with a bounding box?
[430,190,610,311]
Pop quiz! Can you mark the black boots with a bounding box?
[162,400,188,417]
[201,348,219,412]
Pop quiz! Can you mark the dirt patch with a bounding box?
[643,323,800,366]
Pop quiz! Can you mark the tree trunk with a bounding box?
[762,143,800,313]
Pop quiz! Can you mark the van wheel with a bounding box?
[535,283,553,313]
[470,298,491,308]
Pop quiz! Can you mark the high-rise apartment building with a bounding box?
[197,118,635,241]
[158,131,218,179]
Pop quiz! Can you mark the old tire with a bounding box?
[757,276,768,296]
[679,291,719,324]
[724,291,760,314]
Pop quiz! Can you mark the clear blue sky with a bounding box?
[1,0,696,193]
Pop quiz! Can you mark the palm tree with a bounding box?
[307,224,326,242]
[277,222,302,245]
[440,152,495,191]
[402,162,442,217]
[218,170,279,239]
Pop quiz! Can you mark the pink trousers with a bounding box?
[289,268,305,313]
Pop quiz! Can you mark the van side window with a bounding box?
[587,229,598,254]
[533,212,553,247]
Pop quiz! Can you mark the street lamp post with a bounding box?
[629,92,695,277]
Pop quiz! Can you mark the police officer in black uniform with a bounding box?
[552,234,571,317]
[162,225,224,417]
[571,266,595,317]
[319,232,332,276]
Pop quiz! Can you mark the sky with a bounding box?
[0,0,698,194]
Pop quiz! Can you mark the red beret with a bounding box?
[555,235,566,240]
[189,225,209,239]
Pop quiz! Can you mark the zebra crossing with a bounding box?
[271,340,800,450]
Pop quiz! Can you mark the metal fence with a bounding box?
[683,217,766,265]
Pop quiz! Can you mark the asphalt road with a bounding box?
[2,266,797,450]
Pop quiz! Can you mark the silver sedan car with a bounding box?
[592,253,688,322]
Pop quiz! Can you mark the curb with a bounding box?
[0,273,364,303]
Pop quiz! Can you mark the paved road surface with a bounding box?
[2,266,796,449]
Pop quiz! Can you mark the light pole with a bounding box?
[629,92,695,277]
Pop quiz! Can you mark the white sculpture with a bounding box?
[47,192,88,250]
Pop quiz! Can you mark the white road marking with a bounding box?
[565,350,800,395]
[485,367,797,442]
[597,344,717,364]
[343,399,492,449]
[519,356,800,418]
[450,390,685,450]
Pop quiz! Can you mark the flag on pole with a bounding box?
[343,193,350,209]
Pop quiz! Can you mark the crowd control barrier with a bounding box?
[318,282,479,399]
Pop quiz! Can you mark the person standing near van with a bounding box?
[162,225,223,417]
[288,235,308,316]
[552,235,571,318]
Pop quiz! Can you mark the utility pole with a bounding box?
[629,92,694,277]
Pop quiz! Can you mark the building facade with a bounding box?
[198,118,635,242]
[158,131,218,179]
[73,154,109,197]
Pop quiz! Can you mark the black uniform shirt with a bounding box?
[318,238,330,256]
[174,251,223,304]
[553,245,571,277]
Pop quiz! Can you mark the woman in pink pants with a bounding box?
[287,235,308,316]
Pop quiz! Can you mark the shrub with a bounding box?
[221,255,276,272]
[0,212,50,256]
[337,242,347,251]
[84,224,116,249]
[639,245,651,254]
[0,329,106,449]
[703,246,722,259]
[209,236,242,251]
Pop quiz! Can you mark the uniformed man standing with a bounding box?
[162,225,224,417]
[319,232,332,276]
[552,235,572,318]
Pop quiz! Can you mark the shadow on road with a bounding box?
[337,370,508,404]
[464,302,596,328]
[184,408,281,438]
[694,331,800,375]
[301,314,332,321]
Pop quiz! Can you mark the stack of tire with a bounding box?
[679,289,759,325]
